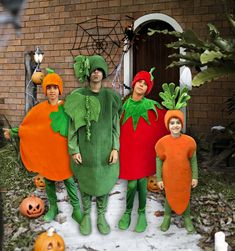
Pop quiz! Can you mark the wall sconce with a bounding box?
[34,46,44,65]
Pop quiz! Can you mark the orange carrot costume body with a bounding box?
[19,100,72,181]
[155,134,196,215]
[156,84,198,233]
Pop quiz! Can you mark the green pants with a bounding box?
[45,177,81,209]
[164,198,191,216]
[125,178,147,213]
[81,191,109,215]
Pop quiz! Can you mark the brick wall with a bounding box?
[0,0,234,134]
[187,77,235,133]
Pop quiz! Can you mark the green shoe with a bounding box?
[43,205,58,222]
[160,215,171,232]
[184,216,195,233]
[72,207,83,224]
[118,212,131,230]
[97,214,110,235]
[79,214,92,236]
[135,212,147,233]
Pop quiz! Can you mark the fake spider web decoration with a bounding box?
[70,16,126,94]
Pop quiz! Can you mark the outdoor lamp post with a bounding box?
[25,47,44,113]
[34,46,44,66]
[31,46,44,85]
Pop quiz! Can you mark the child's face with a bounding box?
[46,85,59,103]
[169,117,182,136]
[133,80,148,96]
[90,69,103,83]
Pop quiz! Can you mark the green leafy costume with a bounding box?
[65,54,122,235]
[64,84,122,235]
[65,87,122,196]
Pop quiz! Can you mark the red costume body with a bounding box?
[119,100,168,180]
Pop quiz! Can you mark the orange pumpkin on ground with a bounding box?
[147,175,161,193]
[34,174,46,189]
[34,227,65,251]
[19,195,45,218]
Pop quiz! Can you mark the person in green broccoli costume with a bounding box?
[64,55,122,235]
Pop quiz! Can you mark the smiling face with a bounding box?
[133,79,148,97]
[169,117,182,137]
[46,85,59,105]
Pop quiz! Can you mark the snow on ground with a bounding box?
[42,180,202,251]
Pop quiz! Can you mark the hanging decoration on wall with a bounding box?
[122,15,147,53]
[70,16,125,72]
[70,16,132,95]
[122,15,136,53]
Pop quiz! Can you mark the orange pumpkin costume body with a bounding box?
[155,134,196,215]
[18,100,72,181]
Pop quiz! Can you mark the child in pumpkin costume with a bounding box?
[155,83,198,233]
[3,70,82,223]
[65,55,122,235]
[118,69,168,232]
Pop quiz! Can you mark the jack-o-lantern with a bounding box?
[32,69,44,85]
[34,227,65,251]
[147,175,161,193]
[19,194,45,218]
[34,174,46,189]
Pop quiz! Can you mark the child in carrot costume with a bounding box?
[3,69,82,223]
[155,83,198,233]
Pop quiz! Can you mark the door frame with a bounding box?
[124,13,183,95]
[123,13,187,131]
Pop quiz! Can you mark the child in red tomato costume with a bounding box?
[118,69,168,232]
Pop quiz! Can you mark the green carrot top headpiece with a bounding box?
[159,83,191,129]
[159,83,191,110]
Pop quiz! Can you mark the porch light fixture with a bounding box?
[34,46,44,64]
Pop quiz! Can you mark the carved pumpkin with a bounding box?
[147,175,161,193]
[19,195,45,218]
[34,174,46,189]
[34,227,65,251]
[32,70,44,85]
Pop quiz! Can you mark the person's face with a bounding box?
[169,117,182,136]
[90,69,103,83]
[46,85,59,103]
[133,80,148,96]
